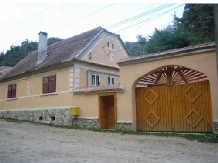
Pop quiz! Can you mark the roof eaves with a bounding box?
[75,28,104,59]
[118,43,215,66]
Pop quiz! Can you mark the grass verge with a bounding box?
[1,117,218,143]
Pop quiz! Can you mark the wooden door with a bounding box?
[136,80,213,132]
[99,94,116,129]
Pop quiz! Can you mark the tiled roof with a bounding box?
[0,66,12,79]
[118,42,216,65]
[73,85,123,94]
[2,27,106,79]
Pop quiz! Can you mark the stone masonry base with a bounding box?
[214,122,218,133]
[0,108,72,126]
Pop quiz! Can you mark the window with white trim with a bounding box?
[92,74,100,86]
[108,76,115,85]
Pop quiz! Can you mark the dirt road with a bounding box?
[0,119,217,163]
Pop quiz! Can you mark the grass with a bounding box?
[1,117,218,143]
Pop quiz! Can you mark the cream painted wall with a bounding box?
[74,62,120,88]
[117,51,218,130]
[73,94,99,118]
[79,32,129,67]
[0,68,73,110]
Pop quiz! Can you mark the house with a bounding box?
[0,26,218,133]
[0,27,131,129]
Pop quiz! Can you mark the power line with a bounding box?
[115,4,184,34]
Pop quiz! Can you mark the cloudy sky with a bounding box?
[0,0,212,52]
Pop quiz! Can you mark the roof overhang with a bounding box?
[118,42,215,66]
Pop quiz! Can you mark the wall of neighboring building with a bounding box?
[79,32,129,68]
[118,50,218,132]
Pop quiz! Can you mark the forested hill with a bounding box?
[0,37,62,67]
[125,4,215,56]
[0,4,215,66]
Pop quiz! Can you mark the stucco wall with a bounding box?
[80,32,129,67]
[118,51,218,131]
[0,67,73,110]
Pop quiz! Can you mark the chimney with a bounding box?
[37,31,48,64]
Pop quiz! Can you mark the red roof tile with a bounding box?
[119,42,215,65]
[73,85,123,94]
[0,66,12,79]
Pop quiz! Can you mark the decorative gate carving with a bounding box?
[136,80,213,132]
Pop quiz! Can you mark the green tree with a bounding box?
[177,4,215,43]
[0,37,62,67]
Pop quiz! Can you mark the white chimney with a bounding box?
[36,31,48,64]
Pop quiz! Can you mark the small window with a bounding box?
[42,75,56,94]
[107,42,109,48]
[51,116,55,121]
[92,74,100,86]
[108,77,115,85]
[7,84,16,98]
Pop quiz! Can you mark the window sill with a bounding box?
[6,97,18,101]
[41,92,58,97]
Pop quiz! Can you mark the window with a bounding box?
[108,77,115,85]
[42,75,56,94]
[92,74,100,86]
[7,84,16,98]
[112,44,114,49]
[107,42,109,48]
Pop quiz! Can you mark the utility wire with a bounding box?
[115,4,184,33]
[2,4,183,55]
[0,3,58,35]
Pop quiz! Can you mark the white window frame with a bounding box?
[108,76,115,85]
[92,74,100,86]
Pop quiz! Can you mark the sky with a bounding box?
[0,0,214,53]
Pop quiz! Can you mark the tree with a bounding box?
[177,4,215,43]
[0,37,62,67]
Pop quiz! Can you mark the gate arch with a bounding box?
[135,65,213,132]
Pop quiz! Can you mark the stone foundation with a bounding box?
[0,108,72,126]
[117,122,132,131]
[214,122,218,133]
[72,117,99,129]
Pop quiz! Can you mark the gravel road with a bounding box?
[0,119,218,163]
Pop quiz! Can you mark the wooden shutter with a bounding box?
[7,85,11,98]
[12,84,16,98]
[43,77,48,93]
[49,75,56,92]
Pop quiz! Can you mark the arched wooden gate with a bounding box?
[136,66,213,132]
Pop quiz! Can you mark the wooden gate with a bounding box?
[136,80,213,132]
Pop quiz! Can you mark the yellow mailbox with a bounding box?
[70,106,79,116]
